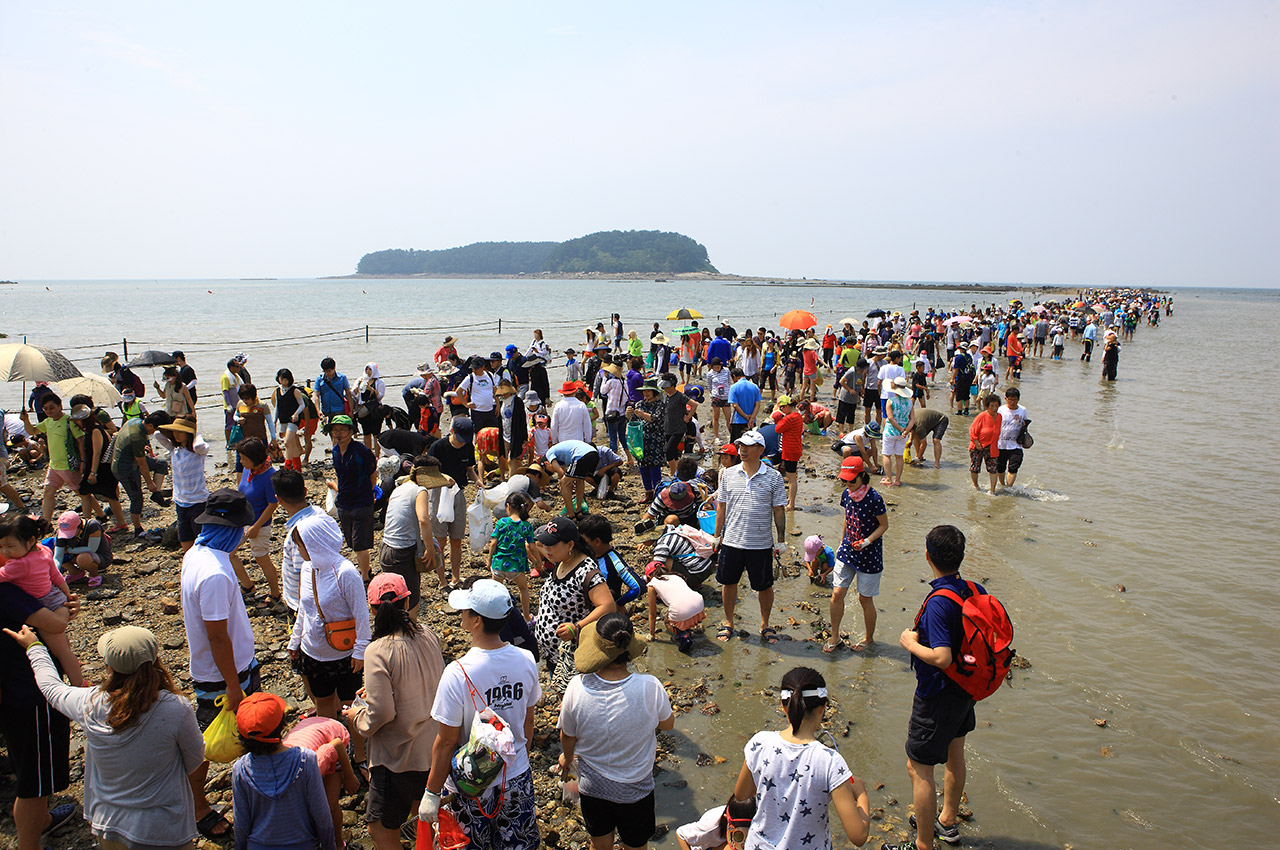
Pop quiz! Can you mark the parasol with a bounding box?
[0,343,83,383]
[779,310,817,330]
[669,326,699,336]
[666,308,703,320]
[866,309,887,318]
[943,316,974,326]
[837,318,859,327]
[55,374,122,406]
[127,349,177,368]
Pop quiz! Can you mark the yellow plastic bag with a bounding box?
[203,694,245,763]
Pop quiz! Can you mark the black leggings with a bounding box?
[757,369,777,392]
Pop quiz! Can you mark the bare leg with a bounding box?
[907,758,937,850]
[40,483,59,522]
[13,796,52,850]
[856,593,877,648]
[449,538,462,583]
[1,482,26,510]
[758,586,774,632]
[940,736,967,828]
[828,586,848,648]
[355,549,371,582]
[933,438,943,468]
[40,630,83,687]
[255,554,281,598]
[721,582,739,630]
[229,552,255,592]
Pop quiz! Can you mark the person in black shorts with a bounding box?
[0,584,76,845]
[660,375,692,474]
[886,525,982,850]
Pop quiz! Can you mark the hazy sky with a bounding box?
[2,1,1276,286]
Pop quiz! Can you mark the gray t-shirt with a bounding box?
[29,646,205,848]
[382,480,425,551]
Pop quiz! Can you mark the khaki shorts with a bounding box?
[244,528,272,559]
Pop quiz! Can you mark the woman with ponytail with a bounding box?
[558,611,675,850]
[344,572,444,850]
[731,666,872,849]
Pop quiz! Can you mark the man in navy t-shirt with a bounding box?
[889,525,984,850]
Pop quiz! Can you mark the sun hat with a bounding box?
[196,488,256,527]
[516,462,551,487]
[158,416,198,436]
[803,339,821,350]
[451,416,475,441]
[236,692,287,743]
[534,516,579,546]
[651,333,668,345]
[684,385,704,403]
[593,342,610,352]
[873,346,888,356]
[574,620,648,674]
[776,394,794,407]
[447,579,513,618]
[494,381,516,398]
[659,481,697,511]
[838,455,866,481]
[97,625,160,675]
[417,362,433,374]
[736,429,766,448]
[888,377,912,398]
[640,379,660,394]
[980,346,993,355]
[69,404,91,421]
[523,355,546,367]
[803,535,825,561]
[601,363,622,378]
[100,353,118,371]
[56,510,82,538]
[443,336,457,346]
[559,380,581,395]
[967,341,980,349]
[524,391,542,408]
[367,572,411,606]
[409,459,453,489]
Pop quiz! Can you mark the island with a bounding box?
[356,229,718,276]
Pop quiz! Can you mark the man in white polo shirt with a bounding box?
[711,430,788,646]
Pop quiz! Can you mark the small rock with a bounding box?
[86,587,120,601]
[1114,584,1126,592]
[161,596,181,614]
[1100,746,1113,757]
[136,561,164,576]
[164,637,185,650]
[102,609,124,625]
[695,752,714,766]
[1093,718,1107,727]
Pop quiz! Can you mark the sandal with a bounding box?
[760,627,779,645]
[715,625,734,643]
[197,804,232,839]
[65,570,87,584]
[87,575,103,588]
[822,638,842,653]
[43,802,77,836]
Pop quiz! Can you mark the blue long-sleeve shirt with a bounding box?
[598,549,643,605]
[232,747,336,850]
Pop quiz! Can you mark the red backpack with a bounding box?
[914,580,1015,701]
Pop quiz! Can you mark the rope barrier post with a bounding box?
[498,318,501,334]
[365,325,369,344]
[123,338,128,360]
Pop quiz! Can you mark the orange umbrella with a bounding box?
[778,309,817,330]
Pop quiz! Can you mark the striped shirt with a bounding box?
[715,463,787,550]
[153,431,210,508]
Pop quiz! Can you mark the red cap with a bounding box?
[236,692,287,743]
[719,443,739,457]
[367,572,411,606]
[838,456,865,481]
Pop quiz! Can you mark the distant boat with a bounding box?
[0,280,17,285]
[655,278,669,283]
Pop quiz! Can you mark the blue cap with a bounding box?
[505,344,517,353]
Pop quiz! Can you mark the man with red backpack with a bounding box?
[887,524,1014,850]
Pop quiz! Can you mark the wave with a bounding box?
[1006,479,1070,501]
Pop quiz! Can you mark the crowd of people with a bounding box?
[0,290,1170,850]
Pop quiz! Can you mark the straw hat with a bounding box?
[651,333,668,345]
[804,339,821,350]
[516,462,551,488]
[574,620,648,674]
[601,363,622,378]
[494,381,517,398]
[443,336,457,347]
[159,417,198,435]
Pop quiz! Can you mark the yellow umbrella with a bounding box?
[666,308,703,320]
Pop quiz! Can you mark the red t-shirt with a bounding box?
[775,411,805,461]
[802,350,819,376]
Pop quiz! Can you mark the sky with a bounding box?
[1,1,1276,287]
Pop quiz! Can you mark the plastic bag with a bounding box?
[203,694,245,763]
[467,493,493,554]
[451,707,514,796]
[626,421,644,460]
[596,476,608,499]
[436,484,459,523]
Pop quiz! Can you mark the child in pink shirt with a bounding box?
[0,513,83,685]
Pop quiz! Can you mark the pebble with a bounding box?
[102,609,123,625]
[161,596,181,614]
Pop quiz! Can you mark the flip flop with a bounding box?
[822,639,842,653]
[716,625,734,643]
[760,627,779,645]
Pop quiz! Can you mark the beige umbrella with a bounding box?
[55,373,121,406]
[0,343,83,382]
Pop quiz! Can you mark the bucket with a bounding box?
[698,508,716,535]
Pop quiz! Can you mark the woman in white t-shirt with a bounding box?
[731,667,871,850]
[559,612,675,850]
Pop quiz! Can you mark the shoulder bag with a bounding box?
[311,566,358,652]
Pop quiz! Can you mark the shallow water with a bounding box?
[3,279,1278,848]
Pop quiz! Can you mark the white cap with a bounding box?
[447,579,513,619]
[736,429,766,447]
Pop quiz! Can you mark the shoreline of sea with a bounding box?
[325,270,1082,293]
